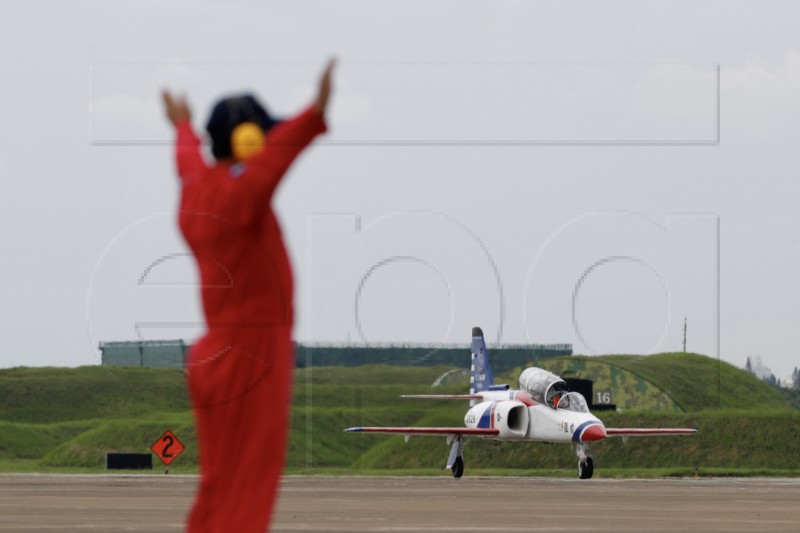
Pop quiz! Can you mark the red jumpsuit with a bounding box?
[173,106,326,532]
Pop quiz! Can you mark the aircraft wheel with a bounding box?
[578,457,594,480]
[452,456,464,479]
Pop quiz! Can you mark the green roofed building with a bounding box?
[100,340,572,373]
[100,340,189,369]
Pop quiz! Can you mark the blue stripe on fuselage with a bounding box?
[477,403,494,428]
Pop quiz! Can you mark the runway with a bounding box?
[0,474,798,532]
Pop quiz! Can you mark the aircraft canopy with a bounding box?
[519,367,568,408]
[555,391,590,413]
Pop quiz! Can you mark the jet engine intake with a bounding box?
[487,400,529,439]
[465,400,529,439]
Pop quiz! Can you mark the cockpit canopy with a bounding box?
[519,367,569,409]
[555,391,590,413]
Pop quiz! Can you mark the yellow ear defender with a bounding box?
[231,122,265,161]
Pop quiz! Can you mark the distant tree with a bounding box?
[762,373,779,387]
[745,357,752,374]
[792,367,800,391]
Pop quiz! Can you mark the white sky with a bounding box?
[1,0,799,381]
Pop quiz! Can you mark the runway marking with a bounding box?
[0,523,184,530]
[272,525,584,533]
[2,475,799,531]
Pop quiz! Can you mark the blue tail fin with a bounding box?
[470,327,495,394]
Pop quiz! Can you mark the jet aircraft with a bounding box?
[346,327,697,479]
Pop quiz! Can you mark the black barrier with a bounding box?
[106,453,153,470]
[565,378,617,411]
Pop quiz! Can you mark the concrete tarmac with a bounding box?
[0,474,798,532]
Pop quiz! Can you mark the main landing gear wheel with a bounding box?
[452,456,464,478]
[578,457,594,480]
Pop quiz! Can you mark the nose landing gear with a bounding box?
[575,443,595,479]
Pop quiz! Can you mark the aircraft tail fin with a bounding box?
[470,327,495,394]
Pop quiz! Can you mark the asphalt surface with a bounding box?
[0,474,798,532]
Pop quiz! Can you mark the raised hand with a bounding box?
[162,90,192,126]
[314,58,336,116]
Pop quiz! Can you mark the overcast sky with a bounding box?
[1,1,799,381]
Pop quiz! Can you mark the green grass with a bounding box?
[0,366,189,423]
[0,362,797,477]
[39,415,196,468]
[283,467,800,478]
[585,353,787,411]
[496,353,787,412]
[0,420,94,460]
[346,410,800,472]
[295,365,463,386]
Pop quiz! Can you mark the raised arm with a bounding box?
[163,91,208,183]
[247,58,333,178]
[234,59,334,201]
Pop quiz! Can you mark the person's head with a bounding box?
[205,94,280,161]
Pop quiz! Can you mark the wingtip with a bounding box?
[344,427,361,432]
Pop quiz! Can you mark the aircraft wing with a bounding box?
[605,428,698,437]
[345,427,499,436]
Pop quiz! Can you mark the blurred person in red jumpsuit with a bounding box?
[163,59,334,532]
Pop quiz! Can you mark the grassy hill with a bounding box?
[0,355,797,476]
[0,366,192,471]
[0,366,189,423]
[582,353,786,411]
[507,353,789,412]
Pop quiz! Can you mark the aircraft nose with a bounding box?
[580,423,606,442]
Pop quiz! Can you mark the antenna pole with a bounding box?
[682,317,687,353]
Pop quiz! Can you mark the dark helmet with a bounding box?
[205,94,280,160]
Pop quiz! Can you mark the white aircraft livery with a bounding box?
[346,327,697,479]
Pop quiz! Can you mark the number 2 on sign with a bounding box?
[162,435,174,458]
[151,430,184,467]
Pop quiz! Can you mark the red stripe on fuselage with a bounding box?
[514,391,537,406]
